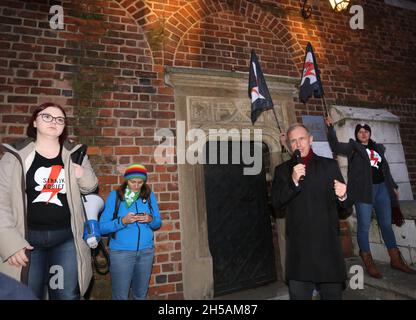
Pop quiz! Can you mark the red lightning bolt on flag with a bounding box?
[303,61,315,78]
[41,165,63,204]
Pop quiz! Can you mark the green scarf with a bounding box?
[124,186,140,208]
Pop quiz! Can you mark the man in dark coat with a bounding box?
[272,124,352,300]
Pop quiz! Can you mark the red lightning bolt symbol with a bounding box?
[303,61,315,78]
[41,165,63,204]
[370,150,379,166]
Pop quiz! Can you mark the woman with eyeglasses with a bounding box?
[99,164,162,300]
[0,102,98,299]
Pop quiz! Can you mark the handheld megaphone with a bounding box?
[82,194,104,249]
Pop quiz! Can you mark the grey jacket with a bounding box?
[0,138,98,296]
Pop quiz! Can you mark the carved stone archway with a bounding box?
[165,66,297,299]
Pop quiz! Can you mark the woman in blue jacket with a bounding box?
[99,164,162,300]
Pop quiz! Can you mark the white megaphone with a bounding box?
[82,194,104,249]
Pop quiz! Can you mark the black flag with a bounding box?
[299,42,324,103]
[248,50,274,125]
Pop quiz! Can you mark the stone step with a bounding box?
[89,256,416,300]
[345,256,416,300]
[261,256,416,300]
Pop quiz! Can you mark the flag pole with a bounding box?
[271,107,288,154]
[321,95,329,118]
[271,108,282,133]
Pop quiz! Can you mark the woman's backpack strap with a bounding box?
[110,193,121,240]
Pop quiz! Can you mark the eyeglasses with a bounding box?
[37,113,66,125]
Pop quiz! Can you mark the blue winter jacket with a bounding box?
[99,190,162,251]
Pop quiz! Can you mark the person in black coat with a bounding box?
[325,118,416,278]
[272,124,352,300]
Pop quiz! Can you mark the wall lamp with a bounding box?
[300,0,312,19]
[301,0,351,19]
[329,0,351,12]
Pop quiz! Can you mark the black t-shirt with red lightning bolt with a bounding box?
[26,150,71,230]
[365,146,385,184]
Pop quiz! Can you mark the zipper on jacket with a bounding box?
[135,202,141,252]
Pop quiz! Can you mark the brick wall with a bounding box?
[1,0,415,298]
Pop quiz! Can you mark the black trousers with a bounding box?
[288,280,343,300]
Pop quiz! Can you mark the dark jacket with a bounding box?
[326,125,398,205]
[0,272,37,300]
[272,153,352,284]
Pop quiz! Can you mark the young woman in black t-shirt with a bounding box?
[0,102,98,299]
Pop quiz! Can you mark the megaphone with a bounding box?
[82,194,104,249]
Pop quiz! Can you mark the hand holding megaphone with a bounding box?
[82,194,104,249]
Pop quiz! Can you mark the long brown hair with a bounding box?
[26,102,68,145]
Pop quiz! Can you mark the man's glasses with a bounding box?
[37,113,66,125]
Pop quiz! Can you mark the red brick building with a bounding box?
[0,0,415,299]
